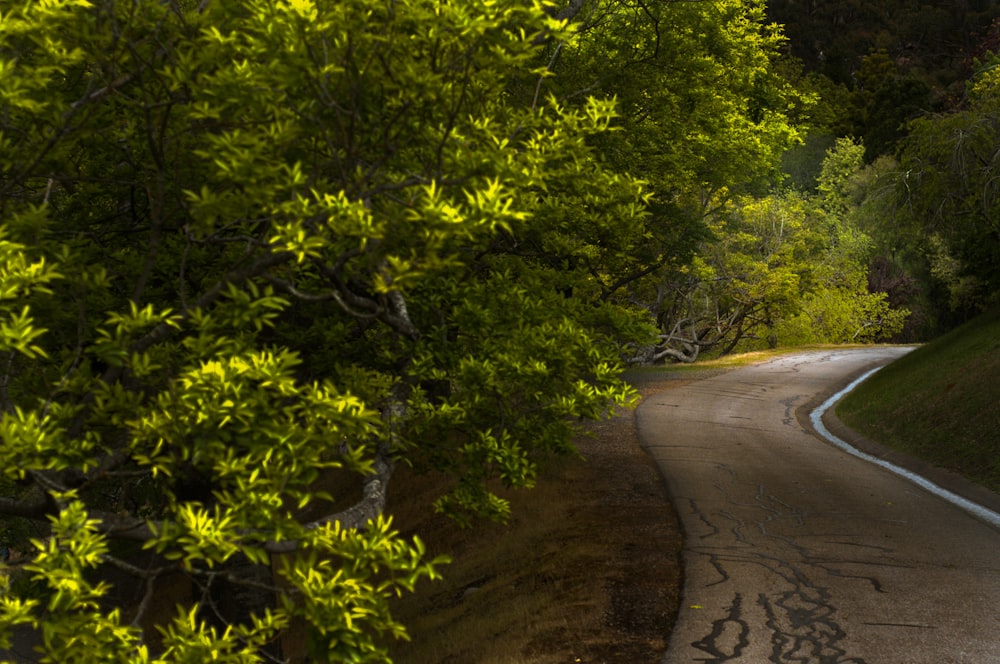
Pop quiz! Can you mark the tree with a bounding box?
[776,138,910,344]
[894,62,1000,310]
[0,1,653,660]
[660,192,816,357]
[538,0,804,361]
[652,138,910,360]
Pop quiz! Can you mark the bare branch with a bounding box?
[546,0,588,23]
[0,494,51,520]
[531,42,563,113]
[310,256,420,339]
[264,449,394,554]
[131,572,158,627]
[92,511,155,540]
[652,346,698,363]
[265,276,337,303]
[69,73,136,112]
[383,289,420,340]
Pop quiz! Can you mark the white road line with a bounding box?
[810,367,1000,530]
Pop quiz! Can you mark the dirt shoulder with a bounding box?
[388,375,687,663]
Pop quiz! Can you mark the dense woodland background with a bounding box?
[769,0,1000,341]
[0,0,998,661]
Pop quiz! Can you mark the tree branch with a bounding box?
[0,493,51,520]
[81,445,396,554]
[264,448,395,554]
[546,0,588,23]
[128,249,296,356]
[311,256,421,340]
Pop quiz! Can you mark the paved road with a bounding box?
[638,348,1000,664]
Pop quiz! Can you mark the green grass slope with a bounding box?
[837,306,1000,492]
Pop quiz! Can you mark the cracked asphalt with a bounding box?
[638,348,1000,664]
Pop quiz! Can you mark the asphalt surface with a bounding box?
[638,348,1000,664]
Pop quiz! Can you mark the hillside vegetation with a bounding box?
[837,307,1000,492]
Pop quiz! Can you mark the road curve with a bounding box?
[638,348,1000,664]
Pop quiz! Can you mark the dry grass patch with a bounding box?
[386,402,683,663]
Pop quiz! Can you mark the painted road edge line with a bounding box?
[810,367,1000,530]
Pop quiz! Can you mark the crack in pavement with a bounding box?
[692,593,750,661]
[642,348,1000,663]
[759,589,864,664]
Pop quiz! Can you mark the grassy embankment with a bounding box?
[836,306,1000,493]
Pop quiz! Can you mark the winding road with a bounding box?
[638,348,1000,663]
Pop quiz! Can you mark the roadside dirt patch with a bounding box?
[388,378,685,663]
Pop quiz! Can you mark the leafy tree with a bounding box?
[850,50,934,160]
[540,0,804,361]
[653,138,909,359]
[649,191,816,361]
[780,138,909,344]
[560,0,800,196]
[894,62,1000,310]
[0,0,653,660]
